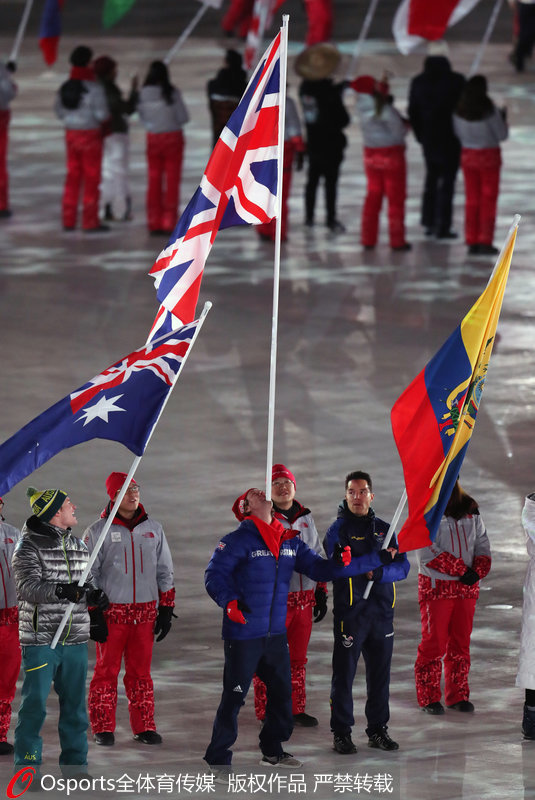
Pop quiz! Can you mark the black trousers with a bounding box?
[204,633,293,766]
[421,148,460,235]
[305,150,344,226]
[330,613,394,737]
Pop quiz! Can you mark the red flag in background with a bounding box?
[39,0,64,66]
[393,0,482,54]
[408,0,460,39]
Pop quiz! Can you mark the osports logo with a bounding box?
[7,767,35,798]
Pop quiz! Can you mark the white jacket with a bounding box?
[516,494,535,688]
[0,521,19,610]
[137,86,189,133]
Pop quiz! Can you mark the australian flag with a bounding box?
[148,30,281,341]
[0,321,199,496]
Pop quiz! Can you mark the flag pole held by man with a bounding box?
[391,215,519,553]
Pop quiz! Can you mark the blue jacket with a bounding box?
[205,518,383,641]
[324,503,410,623]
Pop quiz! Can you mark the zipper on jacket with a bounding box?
[267,559,279,637]
[139,544,144,573]
[130,533,136,603]
[1,557,7,609]
[32,606,38,632]
[60,535,74,644]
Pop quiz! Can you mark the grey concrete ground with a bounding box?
[0,17,535,800]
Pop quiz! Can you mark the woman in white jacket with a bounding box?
[352,75,411,252]
[137,61,189,235]
[516,493,535,739]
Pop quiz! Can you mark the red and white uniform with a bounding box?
[137,85,189,233]
[354,86,409,249]
[84,503,174,735]
[453,107,508,247]
[54,67,109,230]
[0,518,21,743]
[253,501,326,718]
[414,512,491,707]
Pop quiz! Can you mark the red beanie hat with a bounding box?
[105,472,137,499]
[272,464,296,487]
[232,489,254,522]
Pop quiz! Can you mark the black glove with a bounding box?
[89,609,108,643]
[371,566,384,582]
[55,583,85,603]
[154,606,175,642]
[85,587,110,611]
[6,61,16,74]
[379,549,395,565]
[313,586,327,623]
[459,567,480,586]
[333,542,351,566]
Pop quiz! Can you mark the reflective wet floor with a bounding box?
[0,28,535,800]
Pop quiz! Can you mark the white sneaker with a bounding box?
[209,766,232,785]
[260,752,303,768]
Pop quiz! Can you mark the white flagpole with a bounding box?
[164,2,211,64]
[9,0,34,63]
[345,0,381,81]
[468,0,504,77]
[265,15,288,502]
[51,302,212,648]
[362,488,407,599]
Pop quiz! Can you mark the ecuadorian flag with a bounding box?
[391,216,519,553]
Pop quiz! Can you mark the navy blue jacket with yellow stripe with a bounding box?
[205,518,385,641]
[323,502,410,622]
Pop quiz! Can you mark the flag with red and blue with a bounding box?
[147,30,281,341]
[0,321,200,496]
[391,220,518,552]
[39,0,64,66]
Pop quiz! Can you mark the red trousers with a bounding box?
[0,110,10,211]
[0,621,21,741]
[361,145,407,248]
[460,147,501,246]
[304,0,333,44]
[256,140,297,242]
[63,129,103,230]
[414,596,477,707]
[254,593,314,719]
[221,0,254,36]
[146,130,184,233]
[88,621,156,735]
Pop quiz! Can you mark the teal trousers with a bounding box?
[14,642,88,769]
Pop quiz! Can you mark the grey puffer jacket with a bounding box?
[12,516,93,646]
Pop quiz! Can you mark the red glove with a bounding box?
[334,543,351,566]
[226,599,250,624]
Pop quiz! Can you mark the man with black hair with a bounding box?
[54,45,110,232]
[12,487,108,782]
[324,470,409,755]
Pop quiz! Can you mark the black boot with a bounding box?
[523,704,535,739]
[123,196,133,221]
[104,203,114,222]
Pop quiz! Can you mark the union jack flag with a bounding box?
[147,30,282,341]
[0,320,200,496]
